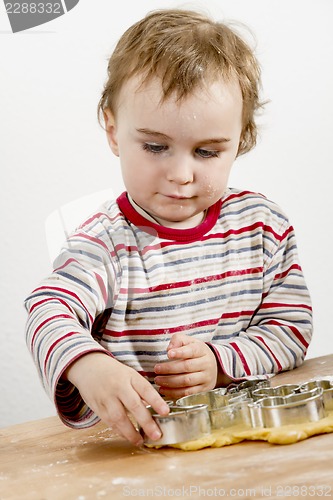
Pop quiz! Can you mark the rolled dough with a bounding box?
[146,411,333,451]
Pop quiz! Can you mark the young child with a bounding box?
[25,8,313,446]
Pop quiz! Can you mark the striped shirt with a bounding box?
[24,188,313,428]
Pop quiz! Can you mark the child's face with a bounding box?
[105,76,243,227]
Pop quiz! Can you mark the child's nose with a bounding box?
[166,158,194,185]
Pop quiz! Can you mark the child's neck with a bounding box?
[127,194,206,229]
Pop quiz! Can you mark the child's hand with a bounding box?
[64,352,170,446]
[153,333,219,399]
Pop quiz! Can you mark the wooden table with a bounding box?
[1,355,333,500]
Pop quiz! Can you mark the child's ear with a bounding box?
[104,108,119,156]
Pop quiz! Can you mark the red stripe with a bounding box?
[220,310,254,319]
[32,286,93,323]
[274,264,302,280]
[222,190,255,205]
[255,336,282,371]
[70,231,109,252]
[230,342,251,375]
[113,243,141,254]
[29,297,74,315]
[264,320,309,348]
[119,267,263,295]
[214,221,276,240]
[54,258,80,272]
[80,211,106,226]
[163,221,281,247]
[81,211,119,227]
[31,314,73,349]
[104,318,220,337]
[44,331,79,372]
[94,272,107,303]
[280,225,294,241]
[259,302,312,312]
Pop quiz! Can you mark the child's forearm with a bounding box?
[63,351,110,386]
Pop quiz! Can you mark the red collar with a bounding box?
[116,192,222,242]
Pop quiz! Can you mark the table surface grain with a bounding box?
[1,355,333,500]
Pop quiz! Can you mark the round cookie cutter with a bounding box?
[139,404,211,446]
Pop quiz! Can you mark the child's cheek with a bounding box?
[205,184,216,199]
[202,179,218,199]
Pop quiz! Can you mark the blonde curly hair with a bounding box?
[97,9,264,156]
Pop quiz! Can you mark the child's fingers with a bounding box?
[120,394,162,445]
[155,357,198,375]
[158,384,206,400]
[154,370,204,389]
[167,332,194,350]
[167,341,204,360]
[134,376,170,416]
[109,380,169,446]
[120,373,170,444]
[103,399,145,446]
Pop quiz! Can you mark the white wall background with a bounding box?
[1,0,332,428]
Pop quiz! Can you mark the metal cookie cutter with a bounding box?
[227,378,271,398]
[298,379,333,411]
[139,404,211,446]
[248,387,326,428]
[176,389,251,430]
[251,384,301,401]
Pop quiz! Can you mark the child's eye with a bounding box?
[142,143,168,154]
[196,148,220,159]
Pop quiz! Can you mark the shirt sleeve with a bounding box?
[208,219,313,382]
[24,227,118,428]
